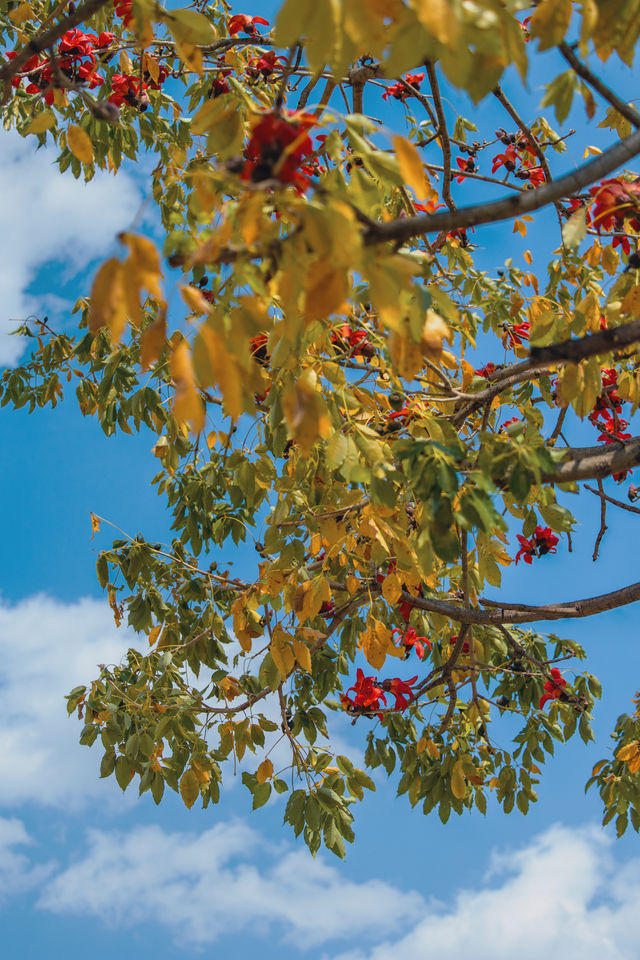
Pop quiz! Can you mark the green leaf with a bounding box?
[562,206,587,250]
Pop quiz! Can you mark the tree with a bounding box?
[3,0,640,859]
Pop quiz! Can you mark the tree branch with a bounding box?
[363,126,640,244]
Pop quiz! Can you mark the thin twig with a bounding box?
[592,478,608,561]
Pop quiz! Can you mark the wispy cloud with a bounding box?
[38,819,424,948]
[0,817,53,899]
[0,595,131,808]
[329,824,640,960]
[0,130,141,365]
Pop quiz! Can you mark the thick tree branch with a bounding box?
[401,578,640,625]
[0,0,111,87]
[363,127,640,244]
[541,435,640,484]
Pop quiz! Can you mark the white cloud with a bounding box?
[0,595,132,808]
[0,130,141,365]
[0,817,52,898]
[329,824,640,960]
[38,820,424,948]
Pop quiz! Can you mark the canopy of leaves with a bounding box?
[3,0,640,855]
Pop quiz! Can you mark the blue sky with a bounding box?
[2,5,640,958]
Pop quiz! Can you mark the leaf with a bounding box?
[529,0,572,51]
[562,206,587,249]
[119,233,164,324]
[89,258,127,341]
[140,311,167,370]
[420,310,451,361]
[67,125,94,164]
[381,571,402,605]
[192,322,245,420]
[393,135,428,200]
[282,370,333,457]
[256,759,274,783]
[181,285,211,315]
[304,259,349,322]
[616,742,640,762]
[25,111,55,135]
[180,768,200,808]
[9,2,33,25]
[621,284,640,317]
[90,513,101,538]
[450,760,467,800]
[292,636,312,673]
[170,340,205,433]
[271,626,295,677]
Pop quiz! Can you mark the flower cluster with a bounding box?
[241,112,316,191]
[341,668,418,719]
[246,50,287,82]
[502,320,530,349]
[475,362,497,379]
[491,131,545,187]
[587,368,633,480]
[331,323,374,359]
[7,27,114,104]
[590,178,640,233]
[539,668,567,709]
[515,526,559,564]
[382,72,424,102]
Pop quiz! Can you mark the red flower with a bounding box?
[382,676,418,710]
[228,14,270,36]
[108,72,148,109]
[247,50,287,80]
[449,634,470,654]
[492,143,517,174]
[539,667,567,709]
[501,416,521,430]
[114,0,133,27]
[476,362,496,379]
[613,234,631,256]
[59,28,97,59]
[211,71,231,97]
[250,333,270,366]
[455,155,477,183]
[96,31,116,48]
[241,112,315,190]
[341,668,387,717]
[502,321,530,349]
[515,526,558,564]
[523,162,545,187]
[382,72,424,102]
[413,199,443,214]
[331,324,374,358]
[590,178,640,233]
[392,626,430,660]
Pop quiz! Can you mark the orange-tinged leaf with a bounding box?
[140,310,167,370]
[629,753,640,773]
[256,758,274,783]
[89,258,128,341]
[90,513,101,539]
[421,310,451,361]
[292,636,312,673]
[616,742,640,762]
[271,627,295,677]
[282,369,332,457]
[426,739,440,759]
[621,284,640,317]
[181,284,211,315]
[416,736,427,754]
[67,124,94,164]
[170,340,205,433]
[148,625,162,647]
[193,323,245,421]
[9,1,33,25]
[393,134,429,200]
[180,768,200,808]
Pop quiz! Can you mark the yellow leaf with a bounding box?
[410,0,458,46]
[282,369,332,457]
[513,219,527,237]
[346,574,360,593]
[89,258,128,342]
[67,125,94,164]
[179,769,200,809]
[148,624,162,647]
[420,310,451,361]
[119,50,133,73]
[170,340,205,433]
[193,322,245,421]
[25,111,55,135]
[271,626,295,677]
[90,513,101,538]
[416,736,427,754]
[450,759,467,800]
[140,311,167,370]
[181,284,211,315]
[629,753,640,773]
[256,759,274,783]
[292,636,312,673]
[621,284,640,317]
[616,742,640,762]
[389,330,423,380]
[528,0,572,51]
[524,250,532,265]
[381,571,402,605]
[393,134,428,200]
[304,258,349,322]
[9,1,33,25]
[426,739,440,759]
